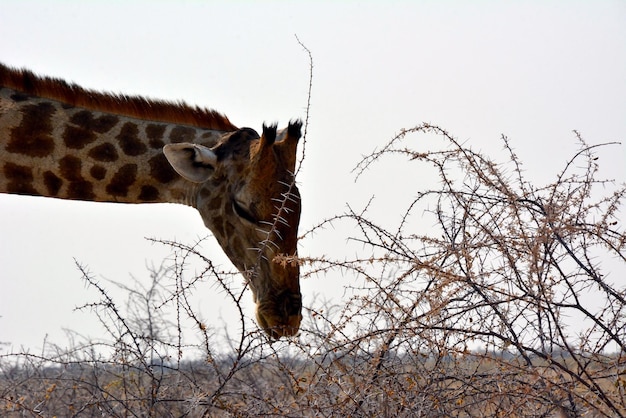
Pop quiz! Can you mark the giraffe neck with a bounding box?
[0,64,235,205]
[1,63,305,339]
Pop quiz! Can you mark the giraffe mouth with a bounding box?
[257,314,302,340]
[267,323,300,340]
[255,291,302,339]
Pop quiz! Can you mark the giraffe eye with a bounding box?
[233,200,257,224]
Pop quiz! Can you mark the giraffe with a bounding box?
[0,62,303,340]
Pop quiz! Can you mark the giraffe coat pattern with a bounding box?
[0,62,303,339]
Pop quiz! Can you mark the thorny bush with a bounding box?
[1,124,625,417]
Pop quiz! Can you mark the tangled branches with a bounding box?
[300,124,625,416]
[1,124,624,417]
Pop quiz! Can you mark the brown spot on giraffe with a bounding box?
[118,122,147,156]
[63,125,96,149]
[138,185,159,201]
[67,180,95,200]
[214,218,227,238]
[63,111,119,149]
[204,183,226,210]
[198,187,212,200]
[4,162,37,194]
[148,153,177,184]
[43,171,63,196]
[70,111,118,133]
[146,123,166,149]
[149,137,165,149]
[106,163,137,197]
[59,155,83,181]
[224,221,236,237]
[55,155,94,199]
[90,165,107,180]
[88,143,119,162]
[211,214,225,227]
[169,126,196,143]
[7,102,55,157]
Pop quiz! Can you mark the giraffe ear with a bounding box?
[163,143,218,183]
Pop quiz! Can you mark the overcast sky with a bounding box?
[1,1,625,352]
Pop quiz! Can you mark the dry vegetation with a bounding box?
[1,40,625,418]
[1,122,624,417]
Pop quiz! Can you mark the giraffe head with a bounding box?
[164,121,302,339]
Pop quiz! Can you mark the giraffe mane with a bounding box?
[0,62,238,132]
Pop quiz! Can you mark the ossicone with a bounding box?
[287,120,302,141]
[261,123,278,147]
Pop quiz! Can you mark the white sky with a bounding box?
[1,1,625,352]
